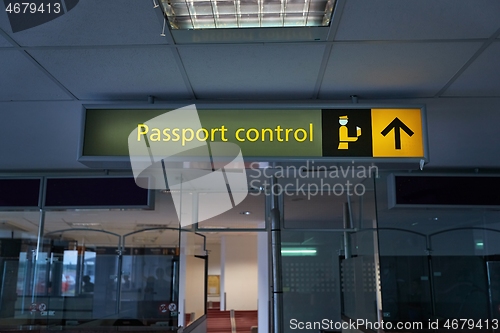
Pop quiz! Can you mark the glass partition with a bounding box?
[36,228,121,327]
[0,176,212,331]
[277,170,380,332]
[375,171,500,326]
[280,185,347,332]
[281,229,342,332]
[122,227,180,327]
[430,229,500,321]
[342,177,379,323]
[377,229,431,322]
[0,210,40,328]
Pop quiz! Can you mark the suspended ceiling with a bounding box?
[0,0,499,102]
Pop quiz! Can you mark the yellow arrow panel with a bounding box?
[371,108,424,157]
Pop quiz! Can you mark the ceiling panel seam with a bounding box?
[329,39,491,44]
[310,0,346,99]
[19,44,176,50]
[312,44,333,99]
[24,49,78,100]
[171,48,197,100]
[0,27,22,49]
[153,3,197,100]
[434,27,500,98]
[1,39,492,51]
[327,0,346,42]
[156,38,488,48]
[0,27,77,100]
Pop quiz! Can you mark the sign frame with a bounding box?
[78,102,429,169]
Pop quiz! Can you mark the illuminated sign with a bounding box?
[322,108,425,158]
[83,109,322,157]
[80,106,427,165]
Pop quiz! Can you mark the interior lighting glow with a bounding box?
[281,248,317,256]
[160,0,336,29]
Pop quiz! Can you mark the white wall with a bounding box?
[179,232,206,326]
[221,234,258,310]
[207,243,221,303]
[207,243,221,275]
[185,255,206,321]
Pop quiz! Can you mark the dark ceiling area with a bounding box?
[0,0,499,103]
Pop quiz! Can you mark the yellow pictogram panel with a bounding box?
[371,109,424,157]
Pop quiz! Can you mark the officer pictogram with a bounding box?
[322,108,424,158]
[322,109,373,157]
[338,116,362,149]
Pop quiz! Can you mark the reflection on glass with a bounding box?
[282,231,342,333]
[375,172,500,325]
[341,178,379,323]
[62,250,77,296]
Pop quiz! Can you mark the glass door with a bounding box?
[41,229,121,325]
[122,227,180,327]
[269,172,380,333]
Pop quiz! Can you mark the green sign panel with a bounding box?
[81,106,427,162]
[83,109,323,157]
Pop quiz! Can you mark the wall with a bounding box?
[207,243,221,275]
[185,255,205,321]
[221,234,258,310]
[206,242,221,303]
[2,98,500,171]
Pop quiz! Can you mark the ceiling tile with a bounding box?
[319,42,481,99]
[335,0,500,40]
[0,0,167,46]
[178,44,326,99]
[0,101,87,170]
[28,47,191,100]
[0,33,12,47]
[443,41,500,97]
[0,50,71,101]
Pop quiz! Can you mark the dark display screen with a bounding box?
[45,177,150,208]
[0,178,41,207]
[395,176,500,206]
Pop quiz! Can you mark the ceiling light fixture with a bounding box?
[159,0,336,30]
[281,247,317,256]
[239,211,251,215]
[70,222,101,227]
